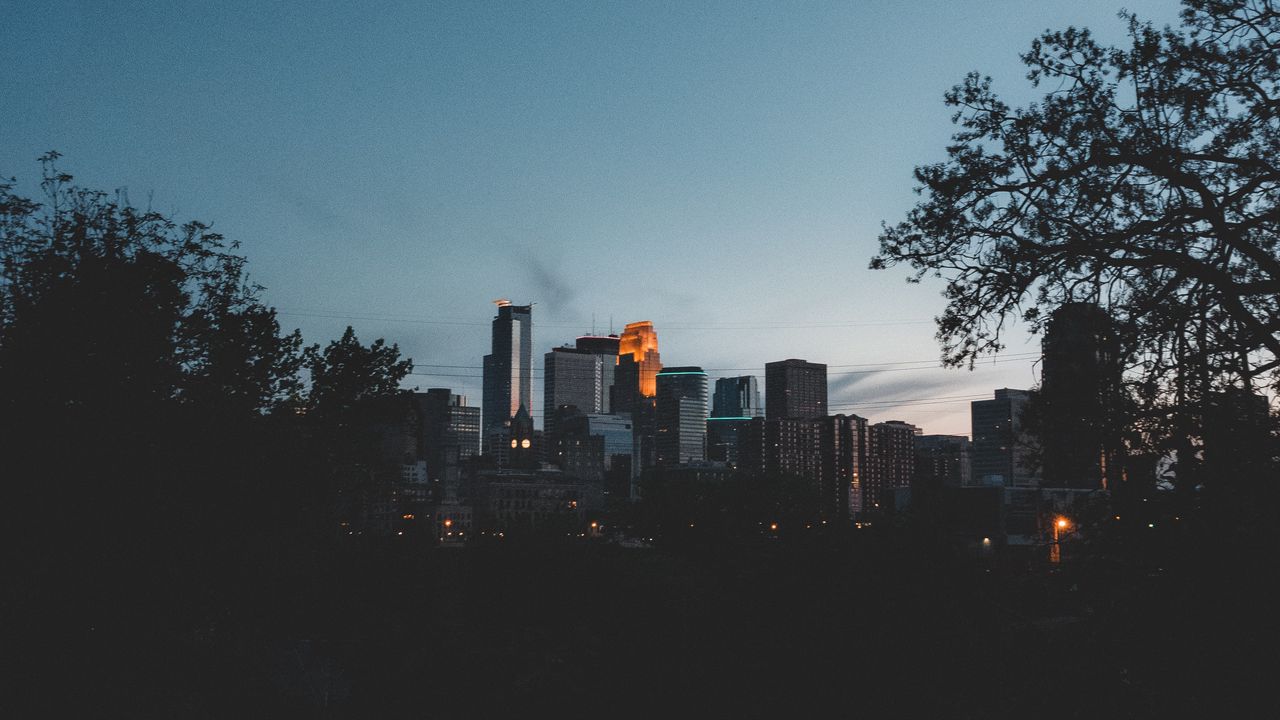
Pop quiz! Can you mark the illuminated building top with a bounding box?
[618,320,661,397]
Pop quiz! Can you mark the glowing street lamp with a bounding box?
[1051,516,1070,564]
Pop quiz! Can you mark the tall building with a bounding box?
[706,417,750,466]
[915,434,972,490]
[971,389,1038,487]
[819,414,869,520]
[863,420,918,514]
[412,389,481,481]
[544,345,613,437]
[1040,303,1122,489]
[712,375,763,419]
[585,413,634,470]
[575,334,620,357]
[655,366,708,466]
[612,321,661,479]
[482,300,532,435]
[765,359,828,420]
[546,406,605,484]
[613,321,661,410]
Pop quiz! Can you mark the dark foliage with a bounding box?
[0,156,412,715]
[873,1,1280,446]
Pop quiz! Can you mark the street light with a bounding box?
[1051,516,1070,564]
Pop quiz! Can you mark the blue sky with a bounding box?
[1,0,1183,433]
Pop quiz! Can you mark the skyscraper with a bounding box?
[765,359,827,420]
[613,321,661,410]
[612,321,661,476]
[544,345,613,437]
[655,366,708,466]
[1040,302,1122,489]
[482,300,532,435]
[712,375,763,419]
[970,388,1038,487]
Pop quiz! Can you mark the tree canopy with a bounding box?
[0,154,415,646]
[872,0,1280,434]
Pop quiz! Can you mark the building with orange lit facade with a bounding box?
[613,321,661,409]
[610,321,662,480]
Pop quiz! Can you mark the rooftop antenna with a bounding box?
[592,313,596,336]
[609,315,614,334]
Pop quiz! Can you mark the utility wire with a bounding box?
[277,308,937,331]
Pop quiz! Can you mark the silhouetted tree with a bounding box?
[305,325,413,419]
[872,1,1279,483]
[0,155,414,657]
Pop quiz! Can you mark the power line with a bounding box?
[277,308,939,331]
[409,351,1039,368]
[407,355,1035,381]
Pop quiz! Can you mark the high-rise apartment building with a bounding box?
[863,420,918,514]
[1040,302,1122,489]
[765,359,827,420]
[819,414,869,520]
[712,375,763,419]
[482,300,532,435]
[735,413,869,520]
[915,434,972,490]
[971,389,1038,487]
[655,366,708,466]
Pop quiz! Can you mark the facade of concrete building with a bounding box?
[819,414,869,520]
[544,346,613,437]
[1040,303,1123,489]
[585,413,634,470]
[706,416,751,466]
[765,358,828,420]
[916,434,972,490]
[474,468,604,532]
[712,375,763,419]
[413,389,480,482]
[863,420,918,515]
[766,417,822,480]
[971,389,1039,487]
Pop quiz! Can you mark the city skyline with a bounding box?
[0,0,1183,435]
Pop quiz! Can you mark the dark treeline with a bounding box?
[0,157,417,715]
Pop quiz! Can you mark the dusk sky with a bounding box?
[2,0,1181,434]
